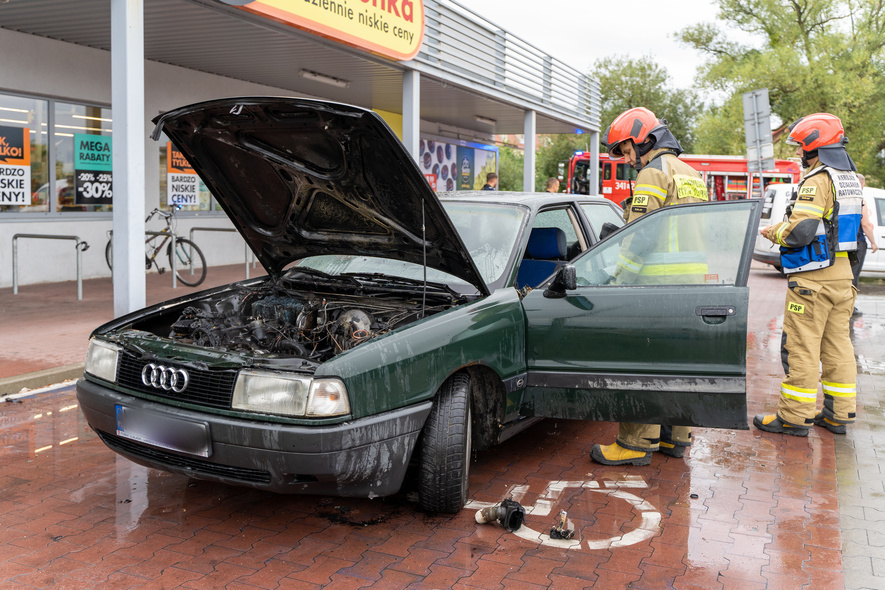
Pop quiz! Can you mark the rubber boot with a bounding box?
[590,442,652,466]
[753,414,809,437]
[813,412,847,434]
[658,441,685,458]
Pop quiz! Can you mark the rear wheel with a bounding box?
[418,373,472,514]
[167,237,207,287]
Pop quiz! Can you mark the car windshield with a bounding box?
[293,201,526,293]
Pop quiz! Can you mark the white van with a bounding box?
[753,183,797,274]
[860,187,885,277]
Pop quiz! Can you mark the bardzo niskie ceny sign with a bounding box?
[219,0,424,61]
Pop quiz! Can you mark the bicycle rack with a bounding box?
[108,229,180,288]
[13,234,90,300]
[189,227,255,279]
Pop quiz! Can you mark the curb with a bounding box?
[0,363,84,396]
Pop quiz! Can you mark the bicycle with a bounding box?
[105,206,207,287]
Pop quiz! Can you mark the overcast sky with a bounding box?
[465,0,726,90]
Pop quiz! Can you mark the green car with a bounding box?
[77,98,761,513]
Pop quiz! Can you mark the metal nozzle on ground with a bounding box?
[474,497,526,532]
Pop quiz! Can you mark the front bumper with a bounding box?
[76,377,432,497]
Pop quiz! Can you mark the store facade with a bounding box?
[0,0,600,307]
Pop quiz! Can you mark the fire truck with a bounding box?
[561,152,801,208]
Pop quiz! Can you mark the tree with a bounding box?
[590,55,701,153]
[497,146,524,192]
[534,134,591,192]
[679,0,885,183]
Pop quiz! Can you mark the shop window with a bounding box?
[0,94,49,213]
[158,136,213,212]
[54,102,114,212]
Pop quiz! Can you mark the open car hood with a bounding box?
[152,97,488,295]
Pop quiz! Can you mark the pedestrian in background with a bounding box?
[755,113,861,436]
[850,173,879,316]
[481,173,498,191]
[545,177,560,193]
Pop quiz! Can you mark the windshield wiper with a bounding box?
[341,272,461,298]
[282,267,358,286]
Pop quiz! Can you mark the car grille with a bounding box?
[97,430,272,484]
[117,352,237,410]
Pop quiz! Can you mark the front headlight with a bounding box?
[85,339,121,383]
[231,371,350,417]
[232,370,310,416]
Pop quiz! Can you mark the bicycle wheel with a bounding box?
[167,237,207,287]
[105,239,113,270]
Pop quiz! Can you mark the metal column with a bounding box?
[589,131,600,196]
[402,69,420,164]
[111,0,146,317]
[524,110,536,192]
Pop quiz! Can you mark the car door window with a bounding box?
[579,202,625,240]
[533,207,586,257]
[573,201,756,287]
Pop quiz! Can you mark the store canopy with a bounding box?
[0,0,600,138]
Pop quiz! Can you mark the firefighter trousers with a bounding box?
[777,277,857,427]
[617,423,691,452]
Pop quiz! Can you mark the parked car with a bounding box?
[752,183,797,274]
[77,97,762,513]
[861,186,885,278]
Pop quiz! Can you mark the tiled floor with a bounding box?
[0,265,882,588]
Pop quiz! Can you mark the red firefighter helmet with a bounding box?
[786,113,845,150]
[602,107,659,157]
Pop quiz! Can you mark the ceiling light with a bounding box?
[473,115,497,126]
[298,69,350,89]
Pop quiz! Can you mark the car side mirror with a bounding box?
[599,222,619,241]
[543,264,577,298]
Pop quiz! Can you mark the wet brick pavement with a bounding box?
[0,263,882,588]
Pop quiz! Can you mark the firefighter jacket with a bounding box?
[766,162,861,280]
[616,149,709,283]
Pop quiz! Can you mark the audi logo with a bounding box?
[141,363,190,393]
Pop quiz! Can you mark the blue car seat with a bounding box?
[516,227,568,289]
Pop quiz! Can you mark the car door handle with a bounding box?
[696,306,736,318]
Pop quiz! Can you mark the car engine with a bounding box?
[167,287,435,364]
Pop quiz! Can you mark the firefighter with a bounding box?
[590,107,708,466]
[755,113,861,436]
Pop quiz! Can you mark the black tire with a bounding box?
[167,237,207,287]
[105,239,113,270]
[418,373,472,514]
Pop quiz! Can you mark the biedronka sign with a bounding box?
[221,0,424,61]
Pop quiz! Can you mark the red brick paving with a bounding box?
[0,265,847,588]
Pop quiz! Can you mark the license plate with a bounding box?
[116,405,211,457]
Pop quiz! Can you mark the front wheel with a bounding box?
[418,373,472,514]
[167,237,207,287]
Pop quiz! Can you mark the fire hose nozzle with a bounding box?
[474,498,526,532]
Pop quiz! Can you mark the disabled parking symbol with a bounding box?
[466,475,661,550]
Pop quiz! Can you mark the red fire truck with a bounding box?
[562,152,801,208]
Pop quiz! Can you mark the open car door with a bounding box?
[521,200,761,429]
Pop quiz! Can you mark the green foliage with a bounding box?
[534,134,590,192]
[679,0,885,185]
[590,55,702,153]
[497,146,524,192]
